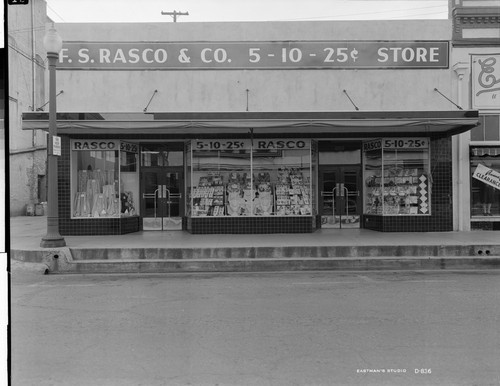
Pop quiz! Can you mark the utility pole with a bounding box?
[161,10,189,22]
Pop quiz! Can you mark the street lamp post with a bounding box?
[40,24,66,248]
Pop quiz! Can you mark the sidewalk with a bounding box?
[8,215,500,273]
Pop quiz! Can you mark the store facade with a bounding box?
[23,20,479,234]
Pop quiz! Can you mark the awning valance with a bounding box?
[22,110,480,137]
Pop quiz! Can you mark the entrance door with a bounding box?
[141,167,183,230]
[320,166,361,228]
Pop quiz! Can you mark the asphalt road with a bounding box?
[9,264,500,386]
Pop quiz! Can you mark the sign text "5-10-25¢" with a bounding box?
[58,41,449,70]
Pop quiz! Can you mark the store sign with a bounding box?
[72,140,120,151]
[472,54,500,109]
[363,139,383,151]
[255,139,309,150]
[53,136,61,156]
[193,139,252,150]
[473,164,500,191]
[120,142,138,153]
[383,138,429,149]
[71,140,138,152]
[57,41,449,70]
[363,138,429,151]
[192,139,309,150]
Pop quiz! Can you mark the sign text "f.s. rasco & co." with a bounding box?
[58,41,449,70]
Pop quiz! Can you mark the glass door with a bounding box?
[141,167,183,230]
[320,166,361,228]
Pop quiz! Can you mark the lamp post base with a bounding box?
[40,216,66,248]
[40,237,66,248]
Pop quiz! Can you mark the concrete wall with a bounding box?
[55,20,455,113]
[9,150,47,216]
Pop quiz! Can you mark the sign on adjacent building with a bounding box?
[472,54,500,110]
[58,41,449,70]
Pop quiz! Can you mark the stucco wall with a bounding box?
[55,20,456,113]
[8,1,47,150]
[8,0,49,216]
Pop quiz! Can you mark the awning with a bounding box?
[22,110,480,137]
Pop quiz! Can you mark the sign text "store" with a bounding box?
[57,41,449,70]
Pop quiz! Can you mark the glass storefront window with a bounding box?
[470,147,500,217]
[71,140,139,218]
[120,142,139,217]
[187,139,314,217]
[363,138,431,215]
[141,143,184,167]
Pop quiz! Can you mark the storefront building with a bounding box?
[451,0,500,231]
[23,20,479,234]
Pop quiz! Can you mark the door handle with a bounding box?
[157,185,167,199]
[336,183,345,197]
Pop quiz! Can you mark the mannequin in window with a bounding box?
[482,183,495,216]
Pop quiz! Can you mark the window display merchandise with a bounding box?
[187,139,315,217]
[71,140,139,218]
[470,147,500,218]
[363,138,431,216]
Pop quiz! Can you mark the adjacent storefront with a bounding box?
[469,56,500,229]
[22,20,480,234]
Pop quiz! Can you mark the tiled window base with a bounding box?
[187,216,315,234]
[60,216,140,235]
[363,214,453,232]
[471,221,500,231]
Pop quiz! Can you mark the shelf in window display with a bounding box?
[191,169,312,217]
[365,171,429,216]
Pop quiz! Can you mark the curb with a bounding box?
[11,251,500,275]
[11,244,500,261]
[10,244,500,274]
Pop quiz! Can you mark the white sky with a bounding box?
[45,0,449,23]
[0,0,449,46]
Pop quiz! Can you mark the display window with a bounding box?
[470,147,500,217]
[186,139,315,217]
[363,138,431,215]
[70,140,139,218]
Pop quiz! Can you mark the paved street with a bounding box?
[10,265,500,386]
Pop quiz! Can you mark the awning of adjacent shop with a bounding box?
[470,147,500,157]
[22,110,480,137]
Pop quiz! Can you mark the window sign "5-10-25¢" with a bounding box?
[363,138,429,152]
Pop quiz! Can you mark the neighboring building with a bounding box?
[450,0,500,230]
[1,47,6,250]
[22,19,481,235]
[8,0,48,216]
